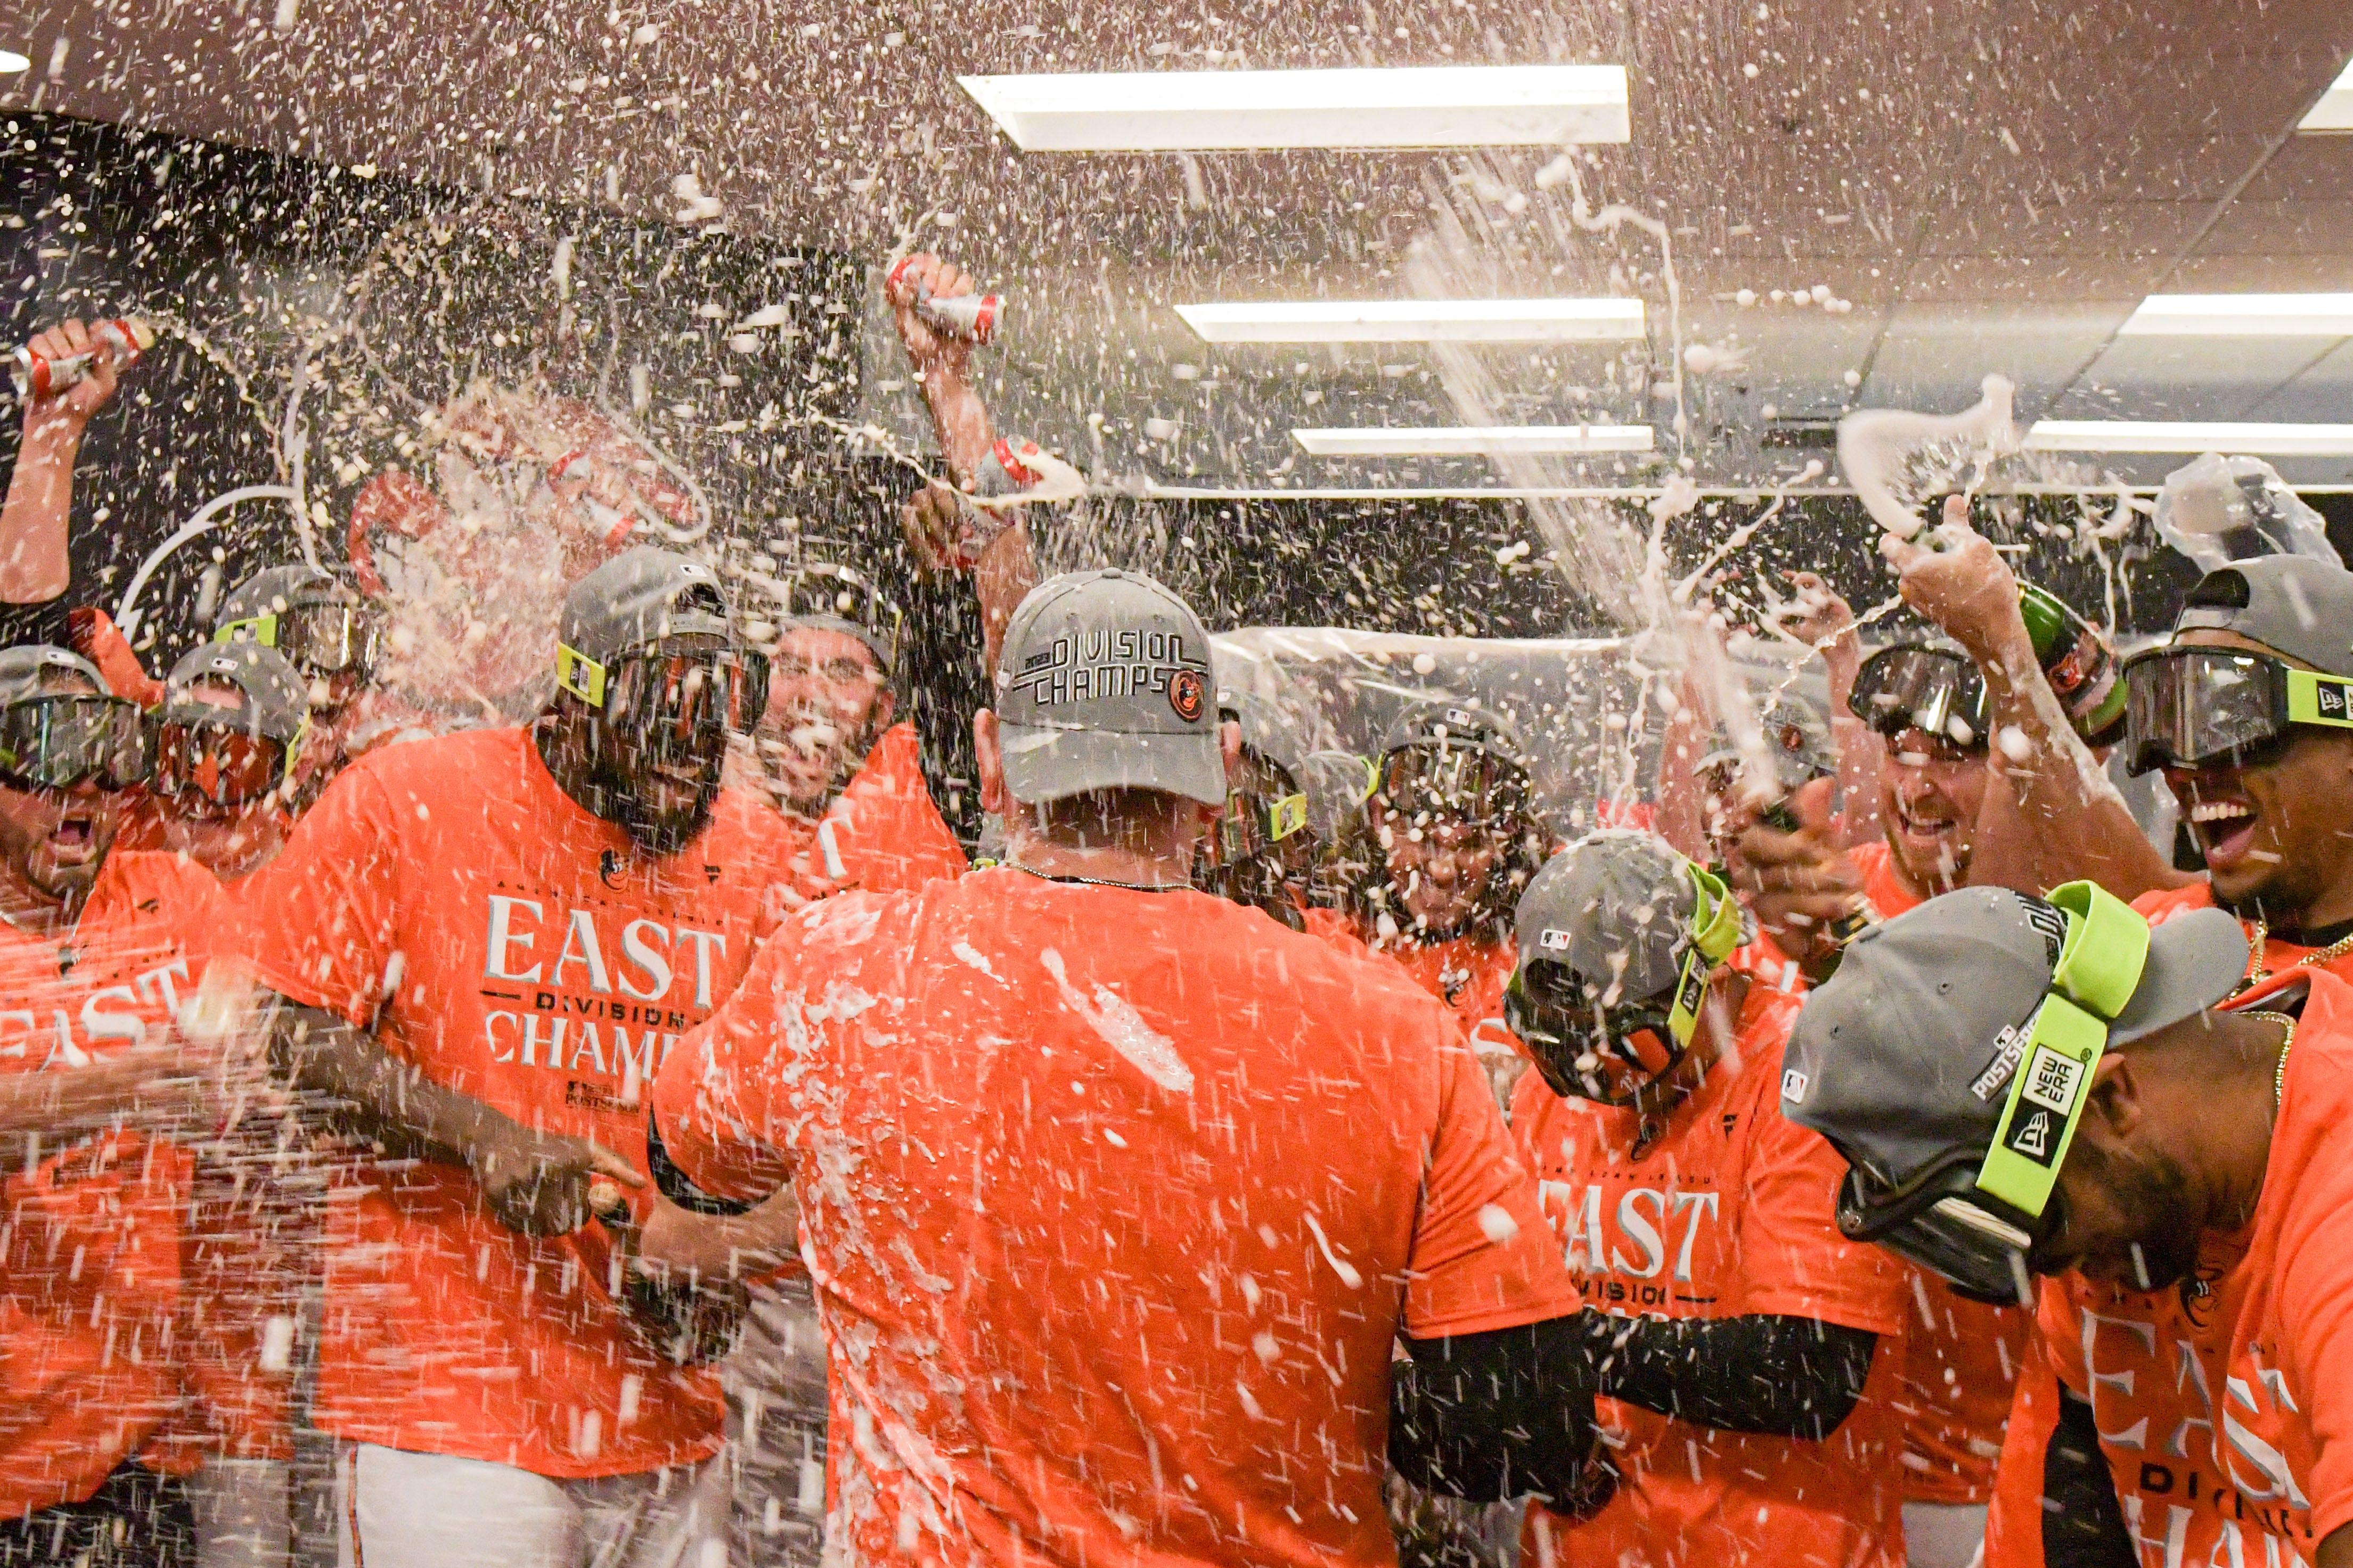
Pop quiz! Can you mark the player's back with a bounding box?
[741,865,1532,1568]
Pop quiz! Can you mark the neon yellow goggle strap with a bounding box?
[1265,792,1309,842]
[556,643,608,707]
[2285,669,2353,731]
[216,613,279,648]
[1975,882,2152,1219]
[1663,860,1743,1047]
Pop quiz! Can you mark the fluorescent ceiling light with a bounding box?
[2118,293,2353,335]
[958,65,1630,152]
[0,50,27,74]
[2025,421,2353,456]
[2300,56,2353,132]
[1177,298,1644,344]
[1293,425,1654,456]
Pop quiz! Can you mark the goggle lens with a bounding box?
[157,724,284,806]
[0,696,153,793]
[2122,647,2289,775]
[1852,646,1989,748]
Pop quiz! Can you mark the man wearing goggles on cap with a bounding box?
[2112,554,2353,988]
[1504,830,1910,1568]
[122,639,312,883]
[215,564,383,803]
[652,567,1611,1566]
[234,547,797,1568]
[1319,700,1551,1062]
[1196,689,1345,931]
[0,642,251,1566]
[1784,881,2353,1568]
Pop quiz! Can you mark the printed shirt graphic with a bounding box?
[2135,880,2353,987]
[236,726,794,1477]
[651,868,1581,1568]
[1510,980,1910,1568]
[1987,969,2353,1568]
[0,850,221,1517]
[770,721,964,898]
[1849,840,2028,1504]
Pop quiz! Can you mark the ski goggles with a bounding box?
[1377,742,1531,832]
[155,720,297,807]
[1851,645,1989,749]
[1832,881,2147,1305]
[1206,763,1312,870]
[0,694,154,793]
[1505,860,1745,1106]
[558,644,768,764]
[2120,645,2353,776]
[217,603,380,680]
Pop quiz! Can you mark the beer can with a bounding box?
[11,318,155,400]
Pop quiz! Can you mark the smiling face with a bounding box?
[755,625,892,819]
[1878,727,1991,896]
[0,671,132,912]
[2163,629,2353,925]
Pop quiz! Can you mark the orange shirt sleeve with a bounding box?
[649,918,802,1205]
[235,764,404,1029]
[1402,1019,1583,1340]
[1737,1090,1908,1333]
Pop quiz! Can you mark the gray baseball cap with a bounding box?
[216,563,354,631]
[1783,885,2248,1184]
[1514,830,1715,1003]
[1697,697,1835,794]
[2173,556,2353,677]
[558,547,736,692]
[993,569,1222,807]
[1380,696,1530,771]
[0,645,107,706]
[162,641,310,746]
[741,561,899,676]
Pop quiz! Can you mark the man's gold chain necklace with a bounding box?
[2239,917,2353,992]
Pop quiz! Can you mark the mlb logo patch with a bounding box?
[1780,1068,1810,1104]
[1539,928,1574,953]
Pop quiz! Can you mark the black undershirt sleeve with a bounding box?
[2044,1390,2138,1568]
[1390,1317,1610,1510]
[1590,1312,1881,1440]
[643,1109,761,1217]
[0,595,71,652]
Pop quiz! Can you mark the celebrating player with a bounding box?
[132,639,312,881]
[236,548,791,1568]
[0,319,137,644]
[0,643,242,1565]
[1503,830,1910,1568]
[1783,880,2353,1568]
[651,568,1608,1563]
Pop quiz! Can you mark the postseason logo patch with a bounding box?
[1970,1020,2032,1102]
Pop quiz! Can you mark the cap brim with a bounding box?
[999,721,1225,807]
[2108,907,2250,1045]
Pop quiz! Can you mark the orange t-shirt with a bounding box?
[0,850,222,1516]
[1363,927,1527,1105]
[1986,970,2353,1568]
[1848,841,2030,1504]
[235,725,795,1477]
[2135,879,2353,990]
[651,867,1583,1568]
[764,721,964,899]
[1510,979,1911,1568]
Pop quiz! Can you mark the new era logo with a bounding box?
[2020,1046,2085,1117]
[2006,1107,2058,1165]
[2318,680,2351,721]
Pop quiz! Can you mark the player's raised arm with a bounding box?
[1,317,140,614]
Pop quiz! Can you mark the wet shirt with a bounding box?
[1369,930,1527,1107]
[651,867,1582,1568]
[0,850,221,1517]
[1849,840,2029,1504]
[2134,880,2353,991]
[1987,971,2353,1568]
[236,725,794,1477]
[765,721,965,899]
[1511,980,1911,1568]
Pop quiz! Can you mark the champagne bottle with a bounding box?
[2016,581,2126,746]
